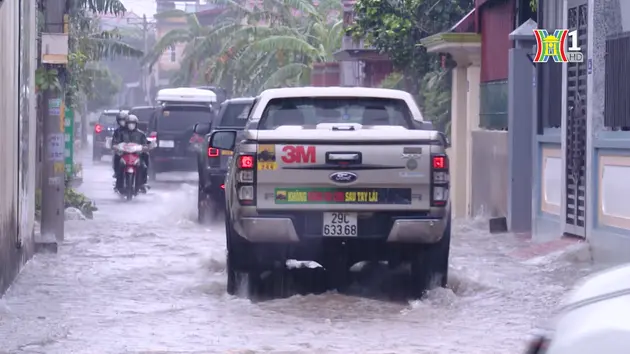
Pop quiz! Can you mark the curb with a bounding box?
[509,237,589,264]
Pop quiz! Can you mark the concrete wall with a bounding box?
[471,130,509,217]
[0,0,37,294]
[585,0,630,262]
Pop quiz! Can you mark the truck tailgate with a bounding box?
[254,127,439,211]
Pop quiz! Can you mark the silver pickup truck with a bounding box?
[208,87,451,298]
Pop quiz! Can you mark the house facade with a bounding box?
[532,0,630,261]
[0,0,38,294]
[421,0,534,220]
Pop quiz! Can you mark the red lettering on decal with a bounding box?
[323,192,333,201]
[334,192,344,202]
[308,191,322,201]
[281,145,316,163]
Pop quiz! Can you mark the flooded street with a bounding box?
[0,154,602,354]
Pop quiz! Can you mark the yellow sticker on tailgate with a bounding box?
[221,150,233,155]
[257,144,277,170]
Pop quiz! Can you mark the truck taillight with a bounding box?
[431,154,449,207]
[208,148,219,157]
[238,155,254,169]
[236,154,256,205]
[432,156,446,169]
[94,124,103,134]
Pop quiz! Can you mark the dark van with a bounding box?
[148,88,217,180]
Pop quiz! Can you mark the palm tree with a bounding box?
[64,9,143,104]
[146,0,343,94]
[143,10,220,86]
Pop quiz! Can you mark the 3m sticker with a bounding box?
[281,145,316,164]
[257,144,277,170]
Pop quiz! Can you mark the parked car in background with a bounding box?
[147,88,217,181]
[93,109,124,161]
[129,106,156,133]
[525,263,630,354]
[194,97,254,223]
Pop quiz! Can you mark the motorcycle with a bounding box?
[113,142,154,200]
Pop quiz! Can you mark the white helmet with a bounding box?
[126,114,139,131]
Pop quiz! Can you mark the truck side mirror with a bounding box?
[209,130,237,150]
[193,122,211,135]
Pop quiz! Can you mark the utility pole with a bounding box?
[40,0,68,242]
[128,14,155,105]
[143,14,151,105]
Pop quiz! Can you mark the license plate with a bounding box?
[322,212,357,237]
[159,140,174,148]
[221,150,233,155]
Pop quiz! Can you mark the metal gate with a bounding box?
[564,0,588,237]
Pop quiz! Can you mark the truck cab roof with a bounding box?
[223,97,255,105]
[249,87,425,123]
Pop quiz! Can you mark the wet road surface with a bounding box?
[0,154,604,353]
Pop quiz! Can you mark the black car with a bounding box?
[147,102,216,181]
[92,109,121,161]
[194,97,255,222]
[129,106,156,133]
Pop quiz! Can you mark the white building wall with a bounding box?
[0,0,38,293]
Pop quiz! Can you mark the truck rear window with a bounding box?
[217,103,252,128]
[259,97,412,129]
[158,106,213,131]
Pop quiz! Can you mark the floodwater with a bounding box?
[0,153,602,354]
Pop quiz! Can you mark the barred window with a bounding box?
[479,80,508,130]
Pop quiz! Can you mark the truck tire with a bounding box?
[225,216,262,297]
[197,181,210,224]
[409,218,451,298]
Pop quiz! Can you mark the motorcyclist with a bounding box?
[119,114,151,192]
[111,111,129,191]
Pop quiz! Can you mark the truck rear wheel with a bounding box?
[409,219,451,298]
[225,217,263,297]
[197,182,210,224]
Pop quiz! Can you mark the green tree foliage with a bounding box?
[65,5,143,108]
[349,0,473,94]
[76,0,126,15]
[35,0,143,108]
[145,0,343,95]
[421,69,452,135]
[85,67,122,111]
